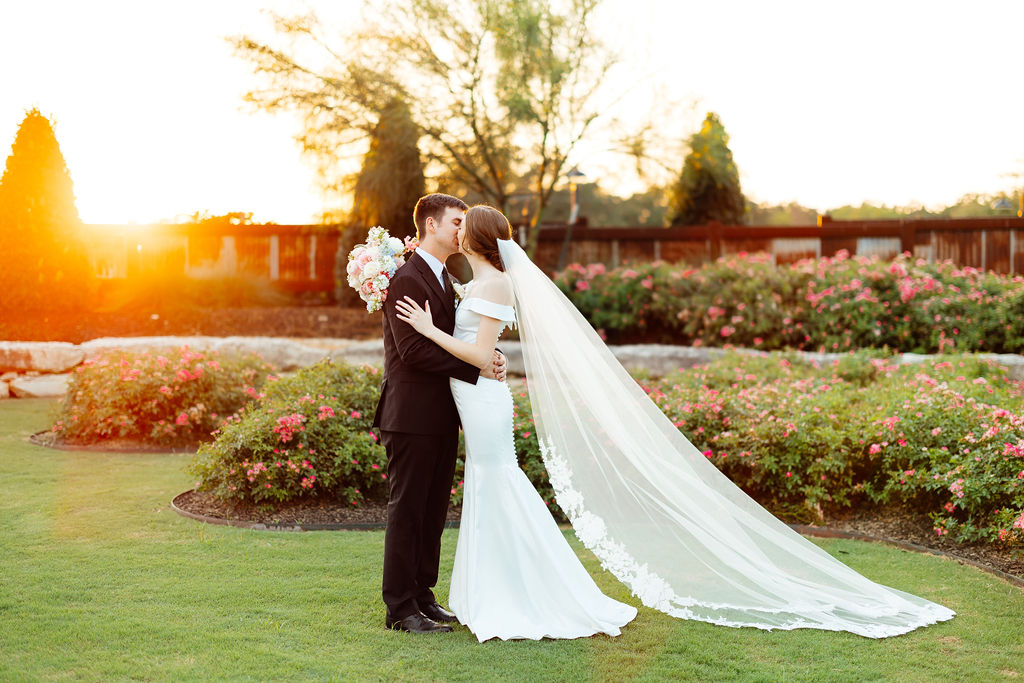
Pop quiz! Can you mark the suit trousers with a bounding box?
[381,429,460,619]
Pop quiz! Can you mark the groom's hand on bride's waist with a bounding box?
[480,350,507,382]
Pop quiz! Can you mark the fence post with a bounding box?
[708,220,722,261]
[981,231,987,272]
[269,235,279,280]
[898,219,915,255]
[309,234,317,280]
[1011,229,1017,274]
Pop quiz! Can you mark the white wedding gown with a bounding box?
[447,288,638,642]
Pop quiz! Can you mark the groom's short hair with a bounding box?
[414,193,468,239]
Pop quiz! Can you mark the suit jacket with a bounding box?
[372,252,480,435]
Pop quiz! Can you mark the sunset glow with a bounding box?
[2,0,1022,224]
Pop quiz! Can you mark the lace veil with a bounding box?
[496,238,954,638]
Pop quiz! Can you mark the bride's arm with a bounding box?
[395,278,512,370]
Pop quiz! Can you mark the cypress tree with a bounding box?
[668,112,746,226]
[0,108,93,314]
[335,97,425,306]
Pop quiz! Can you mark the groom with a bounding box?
[372,193,506,634]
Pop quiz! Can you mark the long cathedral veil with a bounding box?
[496,239,954,638]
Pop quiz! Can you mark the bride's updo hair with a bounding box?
[463,205,513,271]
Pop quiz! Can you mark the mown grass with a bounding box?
[1,398,1022,681]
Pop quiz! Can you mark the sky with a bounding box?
[1,0,1022,224]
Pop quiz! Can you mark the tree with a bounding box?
[668,112,746,226]
[335,97,425,306]
[231,0,615,255]
[0,108,93,314]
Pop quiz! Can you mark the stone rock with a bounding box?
[0,342,84,373]
[78,336,331,372]
[330,339,385,368]
[609,345,726,377]
[9,374,71,398]
[79,336,218,359]
[500,341,523,376]
[211,337,330,371]
[0,380,8,399]
[0,371,17,381]
[979,353,1024,382]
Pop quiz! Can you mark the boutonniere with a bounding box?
[452,281,467,302]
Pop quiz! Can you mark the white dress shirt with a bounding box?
[415,247,446,291]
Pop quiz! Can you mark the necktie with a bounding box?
[439,266,448,292]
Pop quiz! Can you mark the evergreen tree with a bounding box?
[668,112,746,226]
[0,108,93,314]
[335,97,425,306]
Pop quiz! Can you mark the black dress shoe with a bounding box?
[418,601,458,623]
[385,612,453,633]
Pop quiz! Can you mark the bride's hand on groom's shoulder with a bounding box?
[395,296,436,337]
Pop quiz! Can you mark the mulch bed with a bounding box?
[0,305,382,344]
[173,489,1023,582]
[174,489,460,527]
[823,506,1024,581]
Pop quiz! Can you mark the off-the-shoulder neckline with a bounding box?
[459,296,514,309]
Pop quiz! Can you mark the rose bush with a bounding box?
[188,359,386,507]
[643,352,1024,546]
[50,346,275,447]
[555,251,1024,353]
[181,348,1023,547]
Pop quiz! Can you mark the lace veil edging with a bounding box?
[495,239,954,638]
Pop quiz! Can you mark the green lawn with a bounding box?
[2,398,1022,682]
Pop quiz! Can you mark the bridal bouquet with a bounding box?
[346,227,418,313]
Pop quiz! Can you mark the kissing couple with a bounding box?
[371,193,954,642]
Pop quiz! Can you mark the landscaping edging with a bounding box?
[29,430,197,454]
[169,491,459,532]
[170,490,1024,589]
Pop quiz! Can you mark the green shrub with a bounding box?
[188,360,386,506]
[51,347,275,447]
[645,352,1024,546]
[184,349,1024,547]
[556,251,1024,353]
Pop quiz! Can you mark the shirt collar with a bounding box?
[415,247,446,288]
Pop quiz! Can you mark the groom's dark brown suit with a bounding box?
[373,251,479,622]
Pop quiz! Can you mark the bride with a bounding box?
[395,205,954,641]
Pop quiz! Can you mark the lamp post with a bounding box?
[567,166,586,225]
[558,167,590,271]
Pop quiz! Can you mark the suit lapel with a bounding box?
[409,252,456,323]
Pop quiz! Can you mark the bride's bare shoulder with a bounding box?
[473,273,513,306]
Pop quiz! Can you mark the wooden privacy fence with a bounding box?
[84,223,341,292]
[83,216,1024,296]
[530,216,1024,276]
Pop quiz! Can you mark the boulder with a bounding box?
[79,336,212,358]
[979,353,1024,382]
[610,345,727,376]
[0,342,84,373]
[1,371,17,381]
[79,336,331,372]
[0,380,8,399]
[9,374,71,398]
[211,337,329,371]
[330,339,385,368]
[501,343,723,378]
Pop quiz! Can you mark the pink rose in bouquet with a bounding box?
[347,227,419,313]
